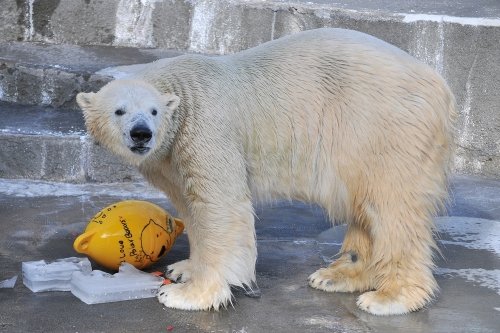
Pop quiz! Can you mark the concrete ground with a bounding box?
[0,175,498,333]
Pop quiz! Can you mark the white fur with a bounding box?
[77,28,456,314]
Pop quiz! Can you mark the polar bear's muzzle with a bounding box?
[129,122,152,155]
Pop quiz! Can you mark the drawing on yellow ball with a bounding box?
[73,200,184,270]
[140,218,175,262]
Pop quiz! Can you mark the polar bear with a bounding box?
[77,28,456,315]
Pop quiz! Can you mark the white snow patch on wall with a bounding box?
[314,9,331,20]
[40,72,55,105]
[189,0,216,53]
[24,0,35,40]
[0,82,5,100]
[41,91,52,105]
[454,50,484,173]
[402,14,500,27]
[270,10,276,40]
[453,155,465,172]
[408,21,445,75]
[458,53,478,148]
[233,328,248,333]
[435,22,444,74]
[40,142,47,178]
[0,179,164,199]
[114,0,161,47]
[188,0,242,54]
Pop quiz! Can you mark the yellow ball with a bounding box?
[73,200,184,270]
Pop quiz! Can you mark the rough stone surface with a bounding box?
[0,134,82,181]
[32,0,118,45]
[84,140,144,183]
[9,1,500,49]
[0,102,142,183]
[0,0,23,42]
[0,42,184,108]
[153,0,193,50]
[0,0,498,176]
[0,175,498,332]
[0,133,142,183]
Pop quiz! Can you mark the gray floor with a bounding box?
[0,175,499,333]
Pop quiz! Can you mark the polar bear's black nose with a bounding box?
[130,124,152,144]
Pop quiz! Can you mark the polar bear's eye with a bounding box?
[115,109,125,116]
[151,109,158,116]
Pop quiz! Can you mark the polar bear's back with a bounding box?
[223,28,455,147]
[219,29,455,204]
[225,28,452,123]
[233,28,413,62]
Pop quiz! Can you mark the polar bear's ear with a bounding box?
[163,94,180,111]
[76,92,96,110]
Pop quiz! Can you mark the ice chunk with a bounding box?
[70,263,163,304]
[23,257,92,292]
[0,275,18,288]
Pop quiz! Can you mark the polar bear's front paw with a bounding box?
[356,291,410,315]
[356,283,435,315]
[308,254,371,293]
[308,268,337,291]
[166,259,192,283]
[157,279,232,311]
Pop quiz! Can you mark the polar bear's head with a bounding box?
[77,79,180,165]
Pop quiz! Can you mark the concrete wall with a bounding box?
[1,0,499,177]
[0,133,142,183]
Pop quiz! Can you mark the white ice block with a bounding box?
[70,263,163,304]
[22,257,92,292]
[0,275,17,288]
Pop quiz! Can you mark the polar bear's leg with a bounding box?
[158,198,256,310]
[155,126,257,310]
[166,259,192,282]
[355,205,438,315]
[308,224,373,292]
